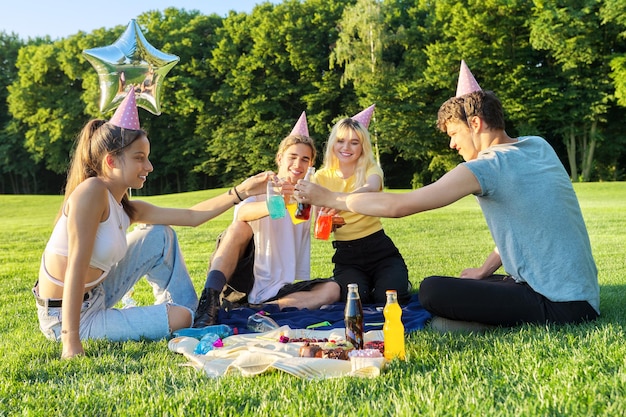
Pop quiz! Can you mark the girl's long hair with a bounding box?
[322,118,381,188]
[60,120,145,221]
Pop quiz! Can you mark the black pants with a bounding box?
[332,229,410,305]
[418,275,598,326]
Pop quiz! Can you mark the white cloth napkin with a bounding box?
[168,325,386,379]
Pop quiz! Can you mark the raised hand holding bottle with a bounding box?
[295,166,315,220]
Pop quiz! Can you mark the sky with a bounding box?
[0,0,279,40]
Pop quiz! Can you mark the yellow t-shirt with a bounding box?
[314,165,383,241]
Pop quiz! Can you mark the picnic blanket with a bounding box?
[168,294,431,379]
[219,293,431,334]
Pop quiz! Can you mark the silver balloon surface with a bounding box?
[83,19,179,115]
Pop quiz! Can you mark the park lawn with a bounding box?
[1,182,625,416]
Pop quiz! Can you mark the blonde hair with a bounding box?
[322,118,380,188]
[61,120,146,220]
[275,134,317,166]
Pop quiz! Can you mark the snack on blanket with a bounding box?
[348,349,386,372]
[280,336,329,344]
[348,349,383,358]
[364,340,384,355]
[299,342,323,358]
[321,341,354,360]
[298,340,354,360]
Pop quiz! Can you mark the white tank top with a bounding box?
[44,191,130,272]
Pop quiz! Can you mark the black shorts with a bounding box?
[214,230,336,304]
[265,278,337,303]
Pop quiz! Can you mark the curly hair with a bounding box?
[437,90,505,132]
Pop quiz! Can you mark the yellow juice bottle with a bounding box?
[383,290,405,360]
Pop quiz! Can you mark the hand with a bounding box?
[237,171,274,198]
[331,215,345,231]
[61,331,85,359]
[279,180,295,204]
[459,268,485,280]
[318,206,339,216]
[294,180,330,207]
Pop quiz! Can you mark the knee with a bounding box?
[141,224,175,243]
[168,304,193,331]
[325,282,341,303]
[418,276,442,311]
[313,281,341,305]
[127,224,177,255]
[220,222,252,246]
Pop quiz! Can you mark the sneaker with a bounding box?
[429,316,496,334]
[192,288,221,328]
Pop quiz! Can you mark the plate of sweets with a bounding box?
[297,340,355,360]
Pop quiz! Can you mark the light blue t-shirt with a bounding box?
[464,136,599,313]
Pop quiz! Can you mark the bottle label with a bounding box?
[345,316,364,349]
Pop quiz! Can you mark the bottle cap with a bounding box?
[386,289,397,294]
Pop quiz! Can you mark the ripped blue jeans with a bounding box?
[33,225,198,342]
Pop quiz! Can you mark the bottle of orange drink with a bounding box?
[383,290,405,360]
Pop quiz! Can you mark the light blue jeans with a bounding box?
[33,225,198,342]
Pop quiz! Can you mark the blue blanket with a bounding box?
[218,293,431,335]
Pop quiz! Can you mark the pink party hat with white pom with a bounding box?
[352,104,375,128]
[456,60,482,97]
[109,90,141,130]
[290,111,309,137]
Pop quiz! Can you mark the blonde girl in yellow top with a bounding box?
[313,106,410,304]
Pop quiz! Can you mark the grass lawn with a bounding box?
[1,182,625,416]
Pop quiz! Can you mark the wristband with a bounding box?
[229,186,244,203]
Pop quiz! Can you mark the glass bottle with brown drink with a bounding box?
[344,283,364,349]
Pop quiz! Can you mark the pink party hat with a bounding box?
[456,60,482,97]
[352,104,375,128]
[290,111,309,137]
[109,90,141,130]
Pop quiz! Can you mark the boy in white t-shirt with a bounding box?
[193,114,340,328]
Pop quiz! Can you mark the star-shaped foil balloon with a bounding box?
[83,19,179,115]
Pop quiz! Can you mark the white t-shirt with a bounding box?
[234,195,311,304]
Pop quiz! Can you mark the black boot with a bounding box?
[192,288,221,328]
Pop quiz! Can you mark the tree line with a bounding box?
[1,0,625,195]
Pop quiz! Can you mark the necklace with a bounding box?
[110,193,124,231]
[115,202,124,230]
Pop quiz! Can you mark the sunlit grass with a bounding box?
[1,182,625,416]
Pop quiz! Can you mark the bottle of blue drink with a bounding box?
[266,179,286,219]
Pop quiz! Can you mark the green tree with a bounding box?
[4,1,625,193]
[7,10,222,195]
[331,0,385,163]
[396,0,544,185]
[200,0,347,183]
[133,8,225,194]
[8,30,118,176]
[530,0,625,181]
[0,32,35,194]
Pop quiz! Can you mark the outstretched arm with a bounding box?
[296,164,481,218]
[131,171,273,226]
